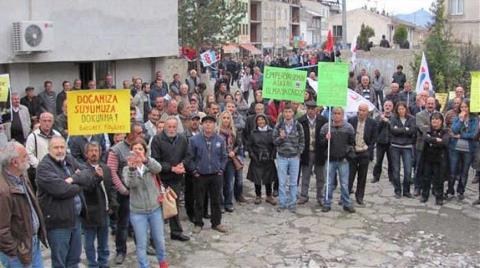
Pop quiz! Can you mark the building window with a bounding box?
[449,0,464,15]
[333,25,342,37]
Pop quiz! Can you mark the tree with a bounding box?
[393,26,408,48]
[356,23,375,51]
[179,0,247,73]
[410,0,462,92]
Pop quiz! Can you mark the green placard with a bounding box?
[263,66,307,103]
[317,62,349,107]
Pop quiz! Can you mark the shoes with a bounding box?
[273,190,279,197]
[297,197,308,205]
[321,206,331,213]
[403,193,413,198]
[356,198,364,206]
[115,254,126,265]
[265,196,277,205]
[225,207,234,213]
[444,192,454,200]
[147,245,156,255]
[254,196,262,205]
[193,226,202,234]
[289,207,296,213]
[236,195,248,203]
[420,196,428,203]
[435,198,444,206]
[212,224,228,233]
[171,233,190,242]
[472,199,480,206]
[343,206,356,213]
[160,260,169,268]
[394,193,401,199]
[317,201,324,208]
[338,200,343,206]
[414,189,421,197]
[458,194,465,201]
[371,178,379,183]
[277,206,286,212]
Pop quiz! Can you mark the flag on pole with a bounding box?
[350,34,358,71]
[415,52,433,92]
[325,30,334,53]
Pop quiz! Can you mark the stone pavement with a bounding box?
[39,164,480,268]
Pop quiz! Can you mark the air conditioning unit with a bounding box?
[12,21,54,54]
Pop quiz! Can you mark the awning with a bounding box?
[240,44,262,55]
[306,10,321,17]
[222,44,239,54]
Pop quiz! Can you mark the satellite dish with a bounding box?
[24,24,43,47]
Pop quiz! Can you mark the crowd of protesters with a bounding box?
[0,52,479,268]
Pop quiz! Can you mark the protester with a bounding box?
[36,136,94,268]
[150,116,190,242]
[0,141,47,268]
[82,141,118,268]
[319,107,356,213]
[297,101,328,206]
[348,104,377,205]
[385,83,401,106]
[9,93,31,145]
[273,104,305,213]
[371,69,385,109]
[107,122,144,264]
[392,65,406,90]
[355,75,376,105]
[21,86,41,123]
[389,102,416,198]
[447,100,478,200]
[186,115,228,234]
[54,100,68,139]
[37,80,57,116]
[398,82,416,109]
[246,114,277,205]
[372,100,394,183]
[123,138,167,268]
[418,112,449,205]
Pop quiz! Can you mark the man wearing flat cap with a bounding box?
[185,115,228,234]
[297,101,328,206]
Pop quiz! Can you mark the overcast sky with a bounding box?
[346,0,435,15]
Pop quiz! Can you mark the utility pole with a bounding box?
[342,0,347,48]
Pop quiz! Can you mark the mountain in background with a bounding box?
[395,8,433,28]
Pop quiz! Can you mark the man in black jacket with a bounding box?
[36,136,96,268]
[348,104,377,205]
[297,101,328,206]
[82,141,118,268]
[372,100,394,183]
[150,116,190,242]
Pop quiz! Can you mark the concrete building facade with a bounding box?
[0,0,178,94]
[328,8,427,48]
[445,0,480,45]
[300,0,330,48]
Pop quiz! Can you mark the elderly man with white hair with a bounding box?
[0,141,47,267]
[36,136,97,268]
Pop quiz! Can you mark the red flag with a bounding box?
[325,30,334,53]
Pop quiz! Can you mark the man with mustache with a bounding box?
[0,141,47,267]
[36,136,96,268]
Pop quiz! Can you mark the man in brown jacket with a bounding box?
[0,141,47,267]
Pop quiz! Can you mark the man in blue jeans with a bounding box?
[273,104,305,213]
[37,136,95,268]
[82,142,118,268]
[0,141,47,268]
[319,107,356,213]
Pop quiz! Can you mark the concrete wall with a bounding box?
[115,58,153,87]
[0,0,178,63]
[446,0,480,45]
[340,47,420,93]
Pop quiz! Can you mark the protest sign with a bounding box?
[200,50,218,67]
[263,66,307,102]
[436,93,448,112]
[67,89,130,135]
[470,71,480,112]
[317,62,349,107]
[0,74,10,102]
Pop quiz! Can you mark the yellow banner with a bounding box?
[471,72,480,112]
[0,74,10,102]
[436,93,448,112]
[67,89,131,136]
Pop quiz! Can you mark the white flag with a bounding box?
[415,52,433,92]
